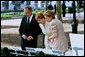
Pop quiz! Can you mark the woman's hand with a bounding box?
[48,35,55,40]
[48,38,54,43]
[48,35,56,43]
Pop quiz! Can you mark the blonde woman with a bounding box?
[36,12,52,49]
[36,11,68,52]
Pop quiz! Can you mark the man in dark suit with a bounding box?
[19,6,42,50]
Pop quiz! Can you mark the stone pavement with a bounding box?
[1,23,84,34]
[1,17,84,33]
[1,19,21,26]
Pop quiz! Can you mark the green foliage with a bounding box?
[1,10,45,20]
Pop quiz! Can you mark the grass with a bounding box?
[1,12,24,20]
[1,10,45,20]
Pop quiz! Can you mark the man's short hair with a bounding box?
[25,6,32,11]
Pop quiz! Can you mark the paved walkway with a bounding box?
[62,12,84,19]
[1,17,84,34]
[1,23,84,34]
[1,19,21,26]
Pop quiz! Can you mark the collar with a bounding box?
[29,14,33,22]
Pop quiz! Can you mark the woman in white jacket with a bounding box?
[36,11,68,52]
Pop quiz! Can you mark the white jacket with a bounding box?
[39,19,68,52]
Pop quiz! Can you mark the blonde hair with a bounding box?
[35,12,45,20]
[44,10,55,19]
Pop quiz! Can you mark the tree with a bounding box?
[56,1,62,22]
[46,1,48,10]
[26,1,30,6]
[4,1,9,11]
[12,1,21,10]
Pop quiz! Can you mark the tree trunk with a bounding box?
[26,1,30,6]
[5,1,9,10]
[46,1,48,10]
[56,1,62,22]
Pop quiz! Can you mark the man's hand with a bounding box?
[22,34,27,39]
[27,36,33,41]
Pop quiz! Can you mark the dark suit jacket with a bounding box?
[19,14,42,48]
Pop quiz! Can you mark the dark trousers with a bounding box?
[21,38,37,50]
